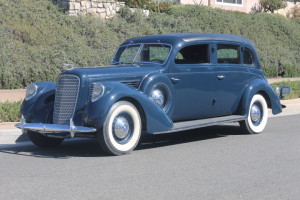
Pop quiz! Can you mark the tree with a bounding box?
[260,0,287,13]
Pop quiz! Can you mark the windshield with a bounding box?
[111,43,171,65]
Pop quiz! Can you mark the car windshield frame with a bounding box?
[111,43,172,66]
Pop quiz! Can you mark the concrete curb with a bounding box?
[0,98,300,146]
[0,129,27,145]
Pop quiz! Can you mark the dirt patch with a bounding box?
[0,89,26,102]
[268,77,300,84]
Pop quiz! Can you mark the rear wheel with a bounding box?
[240,94,268,134]
[27,131,64,147]
[97,101,142,156]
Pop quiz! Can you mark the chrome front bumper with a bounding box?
[16,116,97,138]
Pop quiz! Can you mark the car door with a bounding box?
[212,43,257,117]
[168,43,215,121]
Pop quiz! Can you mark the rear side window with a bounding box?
[217,44,240,64]
[175,44,210,64]
[243,48,254,65]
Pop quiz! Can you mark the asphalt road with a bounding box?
[0,114,299,200]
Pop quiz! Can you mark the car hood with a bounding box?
[61,64,162,83]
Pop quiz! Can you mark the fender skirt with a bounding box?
[84,82,173,133]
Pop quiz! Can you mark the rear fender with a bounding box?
[239,79,282,116]
[85,82,173,133]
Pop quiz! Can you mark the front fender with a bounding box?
[84,82,173,133]
[139,72,175,117]
[21,81,56,123]
[239,79,282,116]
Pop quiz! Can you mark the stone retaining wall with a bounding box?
[54,0,125,18]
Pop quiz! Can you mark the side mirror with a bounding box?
[275,86,291,99]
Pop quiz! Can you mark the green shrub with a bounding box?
[0,101,22,122]
[260,0,287,13]
[122,0,178,12]
[0,1,299,89]
[123,0,154,9]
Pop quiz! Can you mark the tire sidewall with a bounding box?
[246,94,268,134]
[102,101,141,155]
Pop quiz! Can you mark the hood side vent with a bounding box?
[122,81,140,89]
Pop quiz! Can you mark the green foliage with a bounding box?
[122,0,178,12]
[271,81,300,100]
[123,0,156,10]
[0,1,300,89]
[0,101,22,122]
[260,0,287,13]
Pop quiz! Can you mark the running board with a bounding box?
[155,115,246,134]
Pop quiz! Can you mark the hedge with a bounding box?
[0,0,299,89]
[0,101,22,122]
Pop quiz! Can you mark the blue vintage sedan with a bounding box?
[17,33,286,155]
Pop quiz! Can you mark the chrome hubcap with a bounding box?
[250,104,261,123]
[150,89,165,107]
[113,116,130,139]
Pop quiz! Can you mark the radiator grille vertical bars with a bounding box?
[53,75,80,125]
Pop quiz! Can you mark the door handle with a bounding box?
[217,75,225,80]
[171,77,180,84]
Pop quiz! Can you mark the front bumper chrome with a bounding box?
[16,116,97,138]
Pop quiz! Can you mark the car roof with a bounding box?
[122,33,255,49]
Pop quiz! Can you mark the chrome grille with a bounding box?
[122,81,140,89]
[53,75,80,125]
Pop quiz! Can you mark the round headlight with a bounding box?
[91,83,104,102]
[150,89,165,107]
[25,83,37,100]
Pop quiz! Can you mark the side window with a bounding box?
[118,45,140,62]
[217,44,240,64]
[175,44,210,64]
[244,48,254,65]
[137,44,171,64]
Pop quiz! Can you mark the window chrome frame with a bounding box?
[215,0,243,7]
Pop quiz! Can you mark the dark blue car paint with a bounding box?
[21,33,282,135]
[239,79,282,116]
[84,82,173,133]
[139,72,176,117]
[22,82,56,123]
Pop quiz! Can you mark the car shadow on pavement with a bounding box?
[0,124,244,158]
[137,123,243,150]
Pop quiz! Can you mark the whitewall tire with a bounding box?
[240,94,268,134]
[98,101,142,155]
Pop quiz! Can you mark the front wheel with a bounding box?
[240,94,268,134]
[97,101,142,156]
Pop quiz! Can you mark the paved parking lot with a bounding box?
[0,114,299,200]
